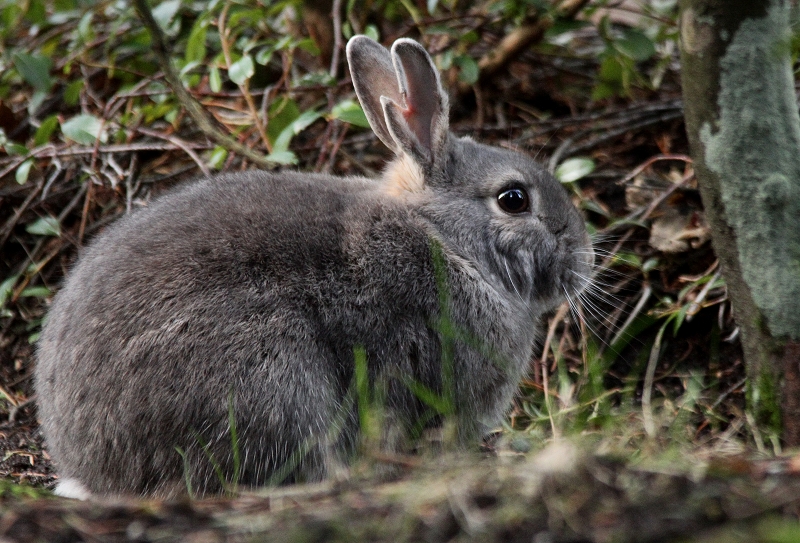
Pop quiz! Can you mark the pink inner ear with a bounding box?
[396,48,441,152]
[401,90,432,150]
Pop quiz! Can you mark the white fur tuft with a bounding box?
[54,478,92,500]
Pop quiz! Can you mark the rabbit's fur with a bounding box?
[35,36,593,498]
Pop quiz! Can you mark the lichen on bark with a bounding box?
[698,2,800,341]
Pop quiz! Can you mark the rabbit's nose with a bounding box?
[539,214,569,236]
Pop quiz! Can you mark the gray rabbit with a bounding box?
[35,36,594,499]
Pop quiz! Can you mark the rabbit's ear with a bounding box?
[384,39,449,169]
[346,35,404,153]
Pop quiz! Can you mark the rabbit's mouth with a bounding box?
[533,237,596,314]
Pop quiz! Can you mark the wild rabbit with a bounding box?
[35,35,594,498]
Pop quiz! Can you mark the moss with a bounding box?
[741,313,782,434]
[749,364,782,434]
[699,0,800,341]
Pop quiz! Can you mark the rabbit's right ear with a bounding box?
[347,36,449,172]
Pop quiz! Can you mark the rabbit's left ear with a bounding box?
[384,38,449,170]
[347,35,449,171]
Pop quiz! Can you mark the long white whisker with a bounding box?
[564,285,615,351]
[572,282,639,341]
[503,256,524,303]
[570,271,631,304]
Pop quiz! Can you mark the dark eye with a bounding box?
[497,186,529,214]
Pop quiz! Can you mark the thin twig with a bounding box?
[686,268,722,321]
[466,0,591,91]
[0,142,213,171]
[548,110,684,172]
[643,322,667,437]
[617,154,693,186]
[131,0,276,169]
[610,283,652,348]
[137,127,211,177]
[218,2,272,154]
[330,0,344,79]
[539,303,570,385]
[0,181,43,249]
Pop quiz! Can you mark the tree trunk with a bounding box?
[679,0,800,444]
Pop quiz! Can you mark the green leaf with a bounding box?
[296,38,320,56]
[264,149,297,165]
[77,11,94,43]
[403,378,452,415]
[255,47,273,66]
[267,97,301,144]
[555,157,595,183]
[15,159,33,185]
[34,115,59,146]
[207,146,227,169]
[591,81,617,101]
[26,0,47,24]
[64,80,84,106]
[672,304,690,335]
[363,24,379,42]
[5,144,28,156]
[179,60,202,77]
[151,0,181,30]
[612,252,641,269]
[642,258,660,273]
[185,18,207,64]
[20,286,51,298]
[25,216,60,237]
[342,21,353,40]
[228,55,254,86]
[598,54,624,83]
[0,275,19,308]
[28,90,48,115]
[330,99,369,128]
[12,53,53,92]
[546,19,591,39]
[273,109,322,153]
[61,114,106,145]
[615,28,656,62]
[454,54,479,85]
[580,199,610,218]
[209,65,222,93]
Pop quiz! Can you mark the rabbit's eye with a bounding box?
[497,187,529,214]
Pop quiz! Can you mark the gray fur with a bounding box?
[35,36,593,498]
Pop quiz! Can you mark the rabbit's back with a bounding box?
[36,171,441,496]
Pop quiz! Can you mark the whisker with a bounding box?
[569,268,627,293]
[503,256,524,303]
[565,289,617,351]
[570,279,645,345]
